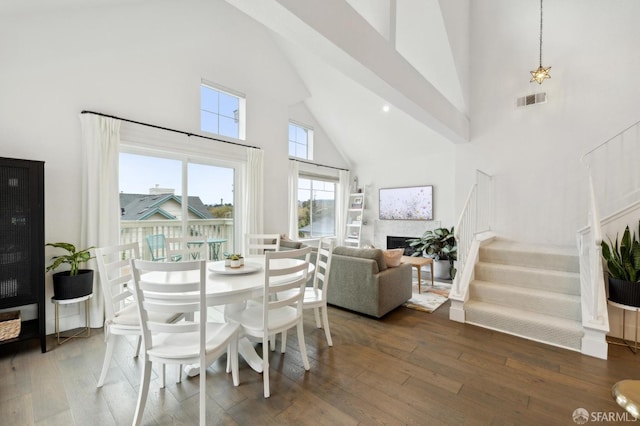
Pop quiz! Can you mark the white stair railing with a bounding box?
[452,170,493,298]
[578,119,640,359]
[577,174,607,323]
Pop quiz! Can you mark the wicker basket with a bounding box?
[0,311,21,341]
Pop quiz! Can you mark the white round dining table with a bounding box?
[141,256,313,376]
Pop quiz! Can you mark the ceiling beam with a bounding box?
[225,0,469,144]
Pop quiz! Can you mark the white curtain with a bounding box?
[288,160,300,240]
[80,114,121,328]
[336,169,351,246]
[243,147,264,252]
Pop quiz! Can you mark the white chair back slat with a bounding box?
[165,236,210,262]
[245,233,281,256]
[313,238,334,300]
[264,248,311,318]
[95,243,140,322]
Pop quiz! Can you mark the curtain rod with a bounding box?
[81,110,261,150]
[289,157,349,172]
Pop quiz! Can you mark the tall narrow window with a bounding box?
[288,122,313,160]
[201,82,246,140]
[297,176,335,238]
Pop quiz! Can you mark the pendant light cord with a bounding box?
[539,0,544,67]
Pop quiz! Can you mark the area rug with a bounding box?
[403,281,451,313]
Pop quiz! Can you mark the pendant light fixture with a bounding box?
[530,0,551,84]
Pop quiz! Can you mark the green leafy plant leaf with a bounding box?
[46,242,95,276]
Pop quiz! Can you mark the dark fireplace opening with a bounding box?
[386,236,418,256]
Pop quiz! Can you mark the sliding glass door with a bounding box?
[119,152,236,260]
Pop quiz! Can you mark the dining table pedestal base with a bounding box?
[184,337,264,376]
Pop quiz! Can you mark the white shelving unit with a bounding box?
[344,191,365,247]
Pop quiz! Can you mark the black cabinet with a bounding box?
[0,157,45,352]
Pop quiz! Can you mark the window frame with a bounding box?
[297,172,337,239]
[200,80,246,141]
[288,121,314,161]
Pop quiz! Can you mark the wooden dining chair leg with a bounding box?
[297,320,310,370]
[199,360,206,426]
[160,364,166,388]
[270,334,276,351]
[133,359,153,426]
[262,335,270,398]
[281,330,287,353]
[97,337,117,388]
[314,307,322,328]
[229,341,239,386]
[177,364,183,384]
[321,307,333,347]
[134,336,142,357]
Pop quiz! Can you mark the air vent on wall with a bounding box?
[516,92,547,108]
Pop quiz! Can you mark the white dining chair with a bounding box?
[226,246,311,398]
[245,233,281,257]
[129,259,240,426]
[165,235,209,262]
[279,237,335,347]
[94,243,183,388]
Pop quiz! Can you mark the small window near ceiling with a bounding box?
[201,82,246,140]
[288,122,313,160]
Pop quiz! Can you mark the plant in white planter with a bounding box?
[46,242,95,300]
[228,254,244,268]
[408,227,457,279]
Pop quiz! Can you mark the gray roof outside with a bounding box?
[120,193,214,220]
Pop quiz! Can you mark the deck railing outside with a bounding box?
[120,219,234,261]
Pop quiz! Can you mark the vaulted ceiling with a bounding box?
[1,0,470,169]
[224,0,470,167]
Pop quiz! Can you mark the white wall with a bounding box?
[458,0,640,246]
[0,0,348,332]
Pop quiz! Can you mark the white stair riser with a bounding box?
[470,281,581,321]
[479,247,579,273]
[474,262,580,295]
[465,303,583,350]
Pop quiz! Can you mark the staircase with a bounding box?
[464,239,584,351]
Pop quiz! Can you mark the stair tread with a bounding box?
[471,280,581,300]
[475,261,579,277]
[483,239,578,257]
[465,299,583,330]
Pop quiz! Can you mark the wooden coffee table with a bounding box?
[401,256,434,294]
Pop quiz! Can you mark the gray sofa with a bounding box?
[326,246,412,318]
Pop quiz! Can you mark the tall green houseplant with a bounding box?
[601,220,640,307]
[408,227,457,279]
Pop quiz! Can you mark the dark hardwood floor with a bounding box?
[1,301,637,425]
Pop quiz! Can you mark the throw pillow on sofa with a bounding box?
[382,248,404,267]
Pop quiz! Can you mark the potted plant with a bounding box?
[227,254,244,268]
[46,242,95,300]
[601,220,640,307]
[408,227,457,280]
